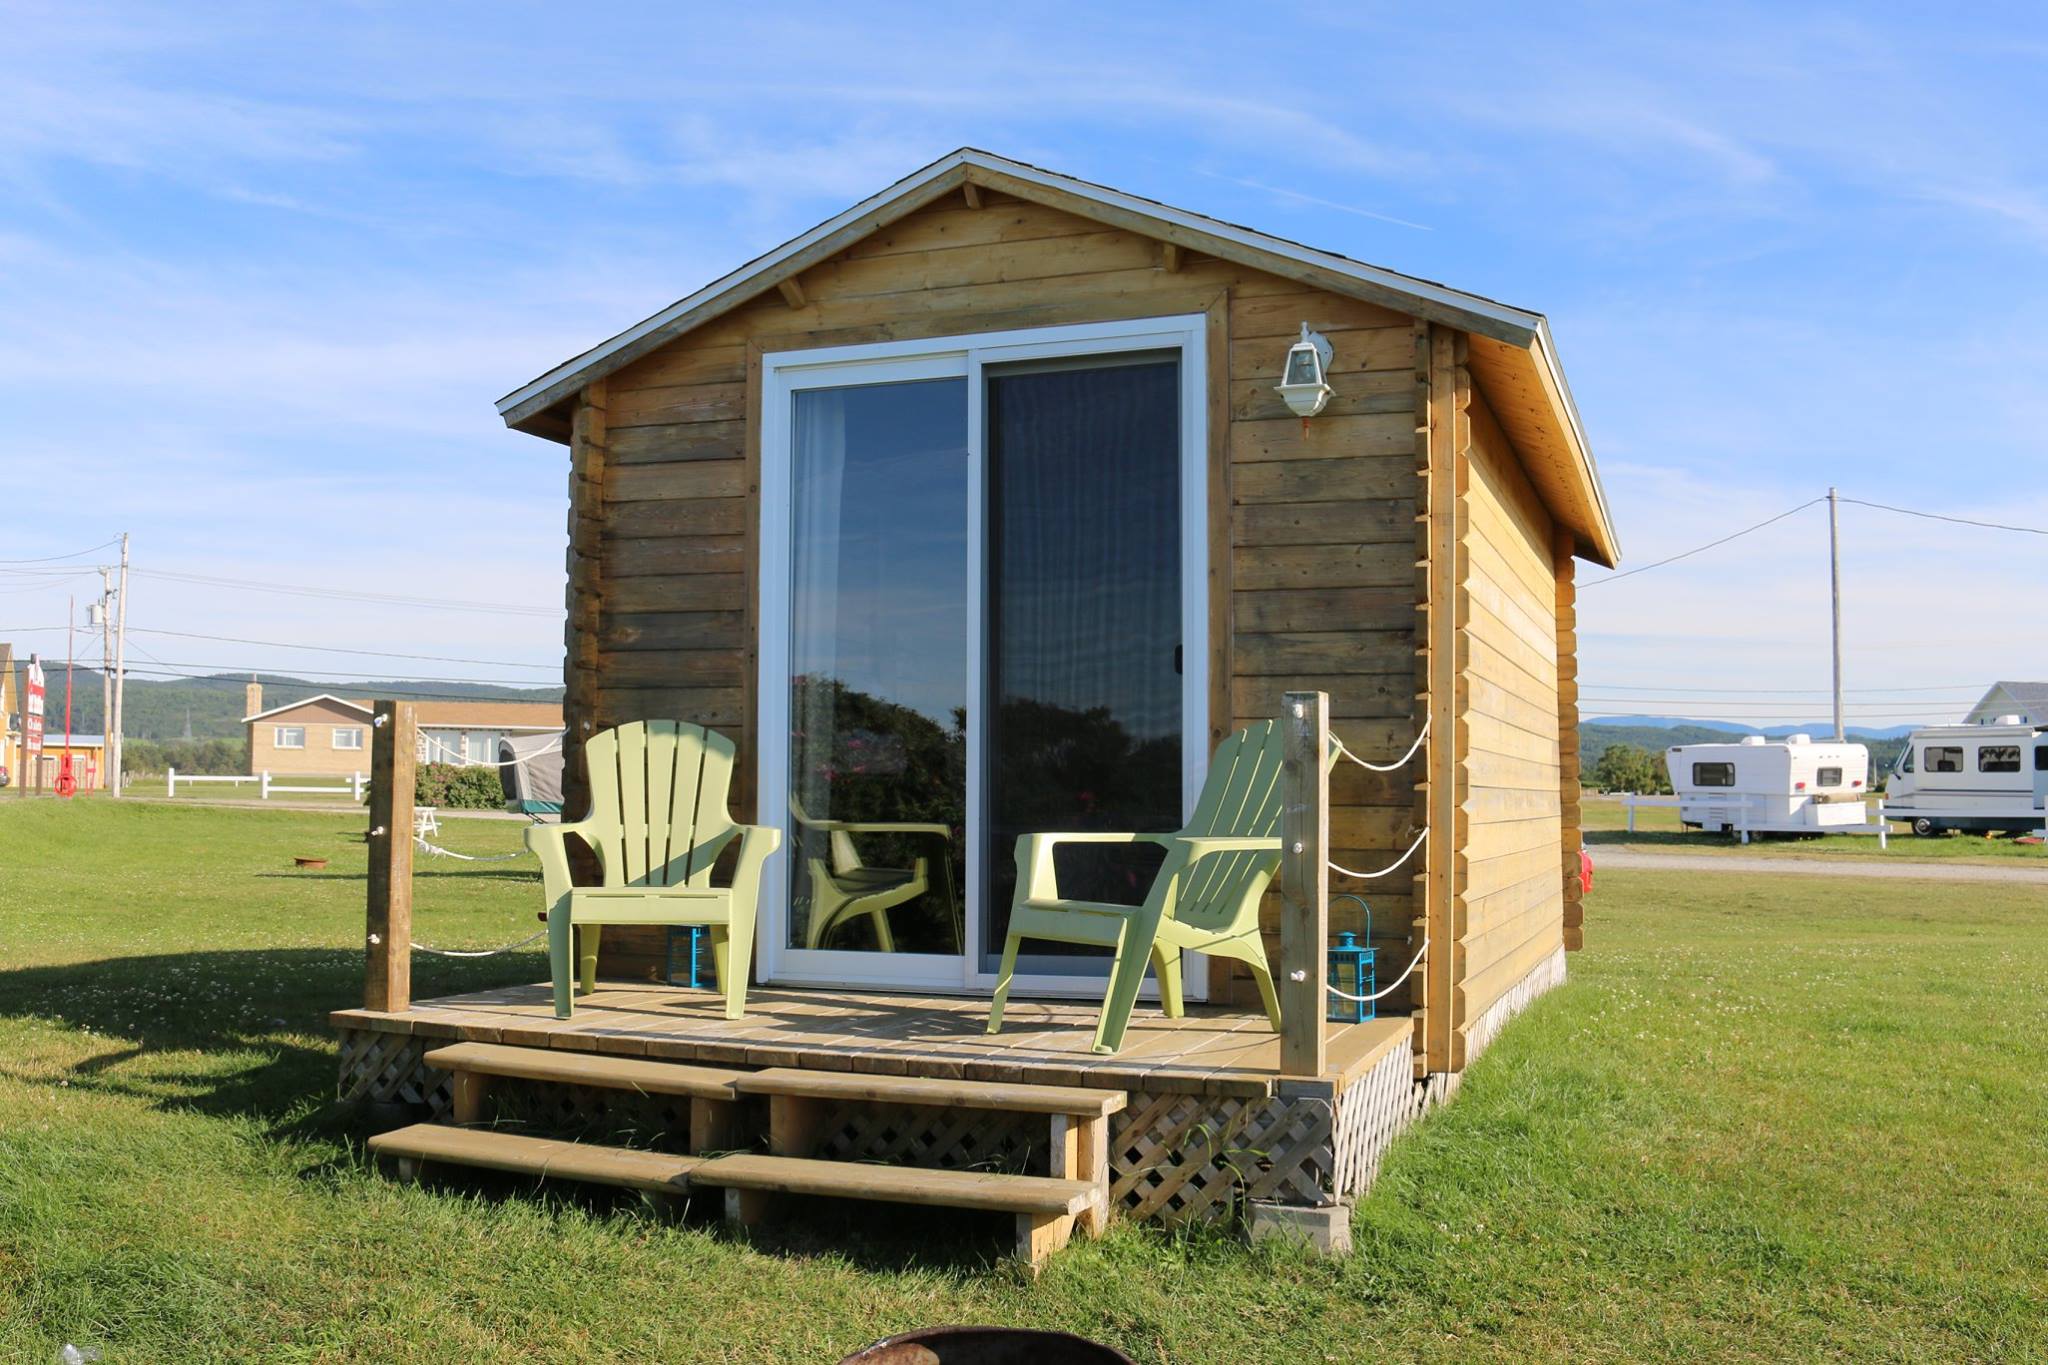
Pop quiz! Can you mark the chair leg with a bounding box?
[1092,917,1151,1055]
[870,907,896,953]
[720,911,754,1020]
[1246,953,1283,1033]
[1151,944,1185,1019]
[986,932,1024,1035]
[549,901,575,1019]
[576,924,602,996]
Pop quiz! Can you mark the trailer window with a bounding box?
[1925,746,1963,773]
[2037,746,2048,772]
[1815,767,1843,787]
[1978,745,2021,773]
[1692,762,1736,787]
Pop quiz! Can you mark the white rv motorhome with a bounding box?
[1667,734,1873,835]
[1882,718,2048,836]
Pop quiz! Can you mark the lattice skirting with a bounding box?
[1463,944,1567,1068]
[337,1029,449,1115]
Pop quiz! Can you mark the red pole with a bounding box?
[56,597,76,798]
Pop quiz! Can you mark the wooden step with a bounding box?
[423,1042,748,1099]
[733,1067,1125,1117]
[367,1124,701,1194]
[694,1152,1100,1271]
[692,1153,1096,1215]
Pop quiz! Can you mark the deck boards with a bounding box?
[333,984,1411,1099]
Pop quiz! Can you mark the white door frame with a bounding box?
[755,313,1210,996]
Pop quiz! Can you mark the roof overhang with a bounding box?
[241,694,375,724]
[497,147,1619,565]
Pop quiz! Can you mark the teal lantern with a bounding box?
[1327,895,1377,1023]
[666,925,708,988]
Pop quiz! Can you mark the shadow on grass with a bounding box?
[0,948,542,1133]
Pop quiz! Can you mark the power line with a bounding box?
[109,657,561,686]
[130,627,556,670]
[1580,498,1826,587]
[0,537,121,565]
[1579,682,1984,695]
[131,567,560,618]
[1837,496,2048,538]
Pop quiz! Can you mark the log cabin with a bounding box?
[334,149,1620,1259]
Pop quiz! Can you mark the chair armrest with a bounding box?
[1174,836,1282,860]
[526,819,604,903]
[1013,831,1173,905]
[808,819,952,838]
[725,822,784,908]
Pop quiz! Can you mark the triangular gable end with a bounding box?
[495,148,1617,565]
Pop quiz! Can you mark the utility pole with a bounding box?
[1828,487,1844,742]
[111,531,130,797]
[97,566,113,761]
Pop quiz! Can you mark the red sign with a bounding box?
[23,656,44,762]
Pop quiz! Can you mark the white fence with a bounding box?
[1620,791,1888,848]
[169,768,367,802]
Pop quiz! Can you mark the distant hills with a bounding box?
[1580,719,1910,773]
[1583,716,1916,739]
[3,665,562,742]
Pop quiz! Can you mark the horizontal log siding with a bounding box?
[1452,382,1564,1065]
[572,187,1426,989]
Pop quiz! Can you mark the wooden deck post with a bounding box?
[365,700,417,1012]
[1279,690,1330,1077]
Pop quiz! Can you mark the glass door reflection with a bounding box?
[786,378,969,956]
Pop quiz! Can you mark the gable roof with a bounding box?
[242,695,564,728]
[496,147,1618,565]
[242,693,375,724]
[1975,681,2048,714]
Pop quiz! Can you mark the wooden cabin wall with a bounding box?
[1452,380,1566,1067]
[561,186,1429,988]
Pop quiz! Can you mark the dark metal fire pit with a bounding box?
[838,1326,1133,1365]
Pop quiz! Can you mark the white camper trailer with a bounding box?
[1667,734,1873,835]
[1882,718,2048,836]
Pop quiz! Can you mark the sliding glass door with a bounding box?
[757,317,1208,994]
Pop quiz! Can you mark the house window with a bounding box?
[1815,767,1843,787]
[333,727,364,751]
[1978,745,2021,773]
[1692,762,1736,787]
[274,726,306,749]
[1925,746,1963,773]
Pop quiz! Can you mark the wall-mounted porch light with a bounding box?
[1274,323,1335,418]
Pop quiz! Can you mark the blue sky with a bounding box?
[2,2,2044,727]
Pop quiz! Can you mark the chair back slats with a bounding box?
[1165,720,1287,932]
[578,721,739,889]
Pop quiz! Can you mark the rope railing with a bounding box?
[409,929,548,958]
[413,835,532,863]
[1322,935,1429,1003]
[418,737,565,769]
[1328,827,1427,881]
[1330,717,1429,772]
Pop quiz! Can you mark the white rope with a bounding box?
[410,929,548,958]
[413,836,532,863]
[1323,935,1429,1003]
[1328,827,1428,880]
[1332,718,1429,772]
[420,737,564,769]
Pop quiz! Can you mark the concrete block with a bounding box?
[1247,1197,1353,1256]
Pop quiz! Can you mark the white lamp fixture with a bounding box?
[1274,323,1334,418]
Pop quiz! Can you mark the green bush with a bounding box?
[414,762,505,811]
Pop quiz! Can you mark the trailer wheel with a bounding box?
[1911,817,1941,837]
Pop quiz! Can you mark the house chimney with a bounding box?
[245,680,263,717]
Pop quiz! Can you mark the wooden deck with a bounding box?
[332,982,1412,1099]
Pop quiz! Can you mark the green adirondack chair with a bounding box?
[527,722,781,1020]
[792,803,961,953]
[987,719,1302,1055]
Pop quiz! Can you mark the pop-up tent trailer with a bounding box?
[498,733,565,815]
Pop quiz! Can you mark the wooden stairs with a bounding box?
[366,1042,1125,1270]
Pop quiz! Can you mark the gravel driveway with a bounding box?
[1593,847,2048,885]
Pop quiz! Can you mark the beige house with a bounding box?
[241,683,562,777]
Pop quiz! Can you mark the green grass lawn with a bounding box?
[1581,792,2048,863]
[2,800,2044,1362]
